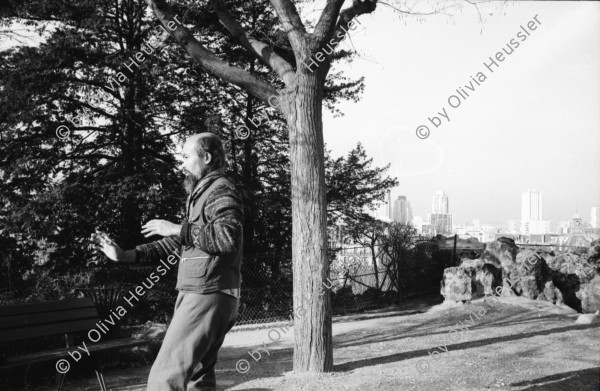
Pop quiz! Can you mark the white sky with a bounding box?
[314,0,600,226]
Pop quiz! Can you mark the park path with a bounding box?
[66,295,599,391]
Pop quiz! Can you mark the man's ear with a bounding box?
[205,152,212,164]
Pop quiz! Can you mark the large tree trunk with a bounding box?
[282,76,333,372]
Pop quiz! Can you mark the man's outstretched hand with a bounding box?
[141,219,181,238]
[93,231,123,262]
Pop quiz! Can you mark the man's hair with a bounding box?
[195,133,226,170]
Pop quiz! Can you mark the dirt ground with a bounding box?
[57,294,600,391]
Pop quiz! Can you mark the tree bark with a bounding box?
[280,75,332,372]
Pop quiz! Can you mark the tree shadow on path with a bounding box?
[510,367,600,391]
[334,323,599,372]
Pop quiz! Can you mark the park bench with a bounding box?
[0,297,148,390]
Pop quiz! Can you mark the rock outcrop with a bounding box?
[536,280,564,305]
[549,253,596,283]
[544,251,597,312]
[440,266,476,302]
[576,275,600,313]
[440,238,600,313]
[584,239,600,271]
[480,237,518,274]
[509,250,551,300]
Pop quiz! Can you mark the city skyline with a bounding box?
[368,186,598,244]
[377,187,598,232]
[320,1,599,225]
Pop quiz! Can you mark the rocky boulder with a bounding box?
[576,275,600,313]
[440,266,476,302]
[551,272,582,312]
[481,237,518,275]
[440,259,502,302]
[548,253,596,283]
[535,249,556,267]
[546,252,575,271]
[504,250,551,300]
[584,239,600,271]
[541,251,597,312]
[575,313,600,325]
[461,258,502,296]
[459,249,479,261]
[536,280,564,305]
[440,240,600,314]
[480,263,503,295]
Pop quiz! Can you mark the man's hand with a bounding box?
[141,219,181,238]
[93,231,136,263]
[93,231,123,262]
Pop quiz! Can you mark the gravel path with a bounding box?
[64,295,600,391]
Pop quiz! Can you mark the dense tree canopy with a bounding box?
[0,0,396,299]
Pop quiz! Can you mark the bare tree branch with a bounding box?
[269,0,307,56]
[313,0,345,44]
[60,153,117,161]
[331,0,377,50]
[55,92,118,120]
[316,0,377,78]
[145,0,277,104]
[210,0,295,85]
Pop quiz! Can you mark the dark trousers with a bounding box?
[146,291,239,391]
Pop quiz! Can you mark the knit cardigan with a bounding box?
[135,172,244,291]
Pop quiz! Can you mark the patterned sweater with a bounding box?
[135,171,244,294]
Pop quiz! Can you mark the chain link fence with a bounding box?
[67,247,447,326]
[1,240,594,328]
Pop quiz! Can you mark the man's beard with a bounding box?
[183,172,201,195]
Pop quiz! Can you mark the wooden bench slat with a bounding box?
[0,338,148,370]
[0,298,96,317]
[0,295,151,391]
[85,338,148,353]
[0,318,100,342]
[0,308,99,330]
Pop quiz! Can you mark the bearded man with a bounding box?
[97,132,243,391]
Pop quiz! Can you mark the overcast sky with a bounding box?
[315,0,600,226]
